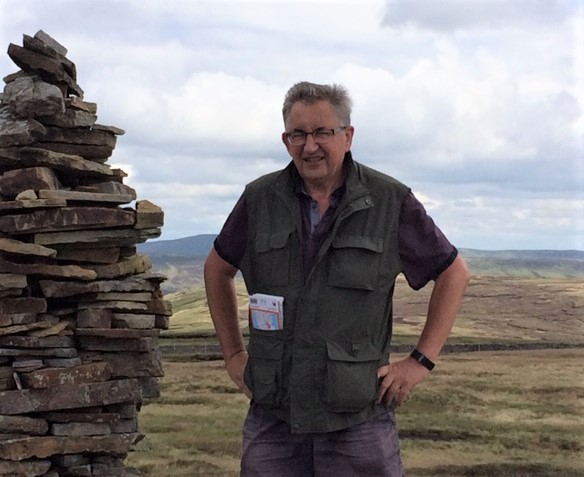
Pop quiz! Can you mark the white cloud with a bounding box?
[133,182,243,199]
[382,0,573,31]
[427,193,584,251]
[163,73,284,147]
[0,0,582,249]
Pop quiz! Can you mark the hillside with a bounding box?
[162,275,584,347]
[138,235,584,293]
[138,234,216,257]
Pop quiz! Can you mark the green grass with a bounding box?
[127,276,584,475]
[126,349,584,476]
[162,283,249,336]
[161,277,584,345]
[127,361,246,476]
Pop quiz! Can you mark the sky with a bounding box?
[0,0,582,251]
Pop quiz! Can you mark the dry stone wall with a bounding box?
[0,31,171,477]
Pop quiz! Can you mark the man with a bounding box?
[204,81,470,476]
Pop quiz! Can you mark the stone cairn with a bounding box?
[0,31,172,476]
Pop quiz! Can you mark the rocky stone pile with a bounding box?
[0,31,171,477]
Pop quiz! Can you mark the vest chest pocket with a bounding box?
[255,230,292,286]
[324,341,381,412]
[244,332,284,406]
[328,235,384,290]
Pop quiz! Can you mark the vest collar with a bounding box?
[273,151,371,207]
[339,151,372,210]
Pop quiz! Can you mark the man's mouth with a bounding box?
[302,156,323,163]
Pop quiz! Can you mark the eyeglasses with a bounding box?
[285,126,347,146]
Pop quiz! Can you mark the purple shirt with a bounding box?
[215,178,456,290]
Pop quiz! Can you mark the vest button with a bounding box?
[293,423,301,430]
[365,198,372,205]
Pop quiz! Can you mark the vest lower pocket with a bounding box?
[245,332,284,406]
[324,341,380,412]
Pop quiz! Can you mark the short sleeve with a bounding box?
[399,192,458,290]
[214,194,248,269]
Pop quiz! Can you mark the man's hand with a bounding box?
[376,356,430,407]
[226,350,252,399]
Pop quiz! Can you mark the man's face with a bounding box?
[282,100,353,191]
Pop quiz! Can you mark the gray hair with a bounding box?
[282,81,352,127]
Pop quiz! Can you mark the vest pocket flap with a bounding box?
[253,230,293,287]
[324,341,380,412]
[256,230,291,252]
[331,235,384,253]
[248,334,284,360]
[328,235,383,290]
[326,341,380,363]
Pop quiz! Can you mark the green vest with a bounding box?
[240,154,409,433]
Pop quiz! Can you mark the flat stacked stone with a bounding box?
[0,31,171,477]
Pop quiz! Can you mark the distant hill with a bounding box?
[138,235,584,292]
[459,248,584,280]
[139,234,584,262]
[460,249,584,260]
[138,234,216,257]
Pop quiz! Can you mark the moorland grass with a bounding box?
[162,277,584,344]
[130,277,584,475]
[126,349,584,477]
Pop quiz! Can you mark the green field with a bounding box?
[125,276,584,476]
[126,349,584,476]
[162,276,584,345]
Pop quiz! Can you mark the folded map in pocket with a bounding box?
[249,293,284,330]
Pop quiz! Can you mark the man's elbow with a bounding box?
[451,254,471,285]
[204,247,238,281]
[204,248,221,282]
[438,254,470,287]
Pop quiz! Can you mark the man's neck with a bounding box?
[304,167,346,198]
[303,174,345,217]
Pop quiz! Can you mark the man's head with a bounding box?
[281,82,354,192]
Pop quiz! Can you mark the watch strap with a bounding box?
[410,348,435,371]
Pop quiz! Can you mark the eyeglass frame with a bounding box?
[284,126,348,146]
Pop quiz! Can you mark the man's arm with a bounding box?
[377,254,470,406]
[204,247,251,398]
[415,253,470,359]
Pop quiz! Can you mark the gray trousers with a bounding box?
[241,403,405,477]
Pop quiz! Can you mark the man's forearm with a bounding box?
[204,249,246,361]
[415,255,470,360]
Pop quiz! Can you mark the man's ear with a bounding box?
[282,132,292,154]
[344,126,355,152]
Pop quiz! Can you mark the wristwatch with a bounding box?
[410,348,435,371]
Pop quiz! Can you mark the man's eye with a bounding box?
[314,130,332,139]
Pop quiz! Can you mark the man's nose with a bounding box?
[303,133,320,151]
